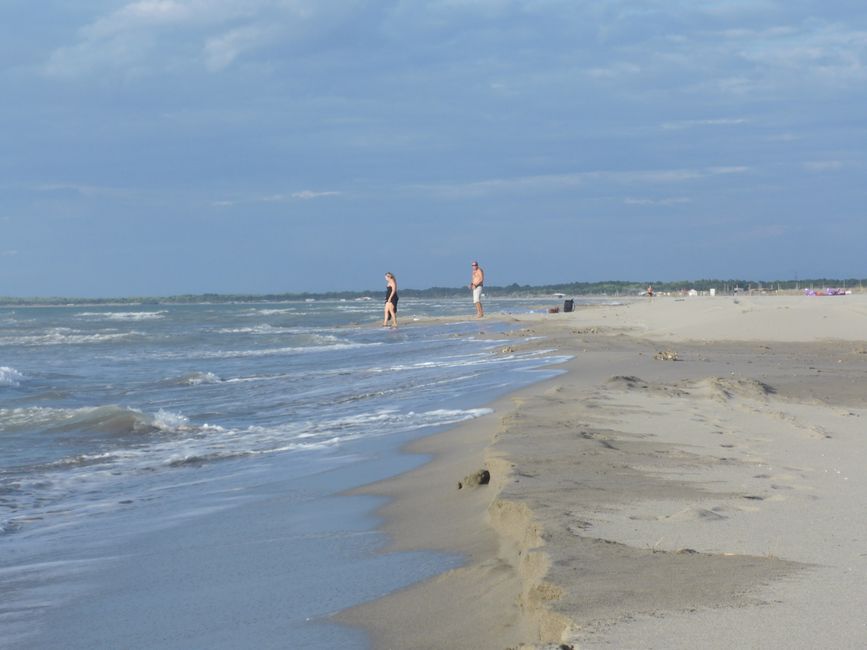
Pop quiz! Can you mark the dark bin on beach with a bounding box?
[563,299,574,313]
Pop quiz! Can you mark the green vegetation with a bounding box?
[1,278,865,306]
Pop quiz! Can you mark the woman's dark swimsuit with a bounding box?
[385,287,399,309]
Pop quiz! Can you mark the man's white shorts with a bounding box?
[472,286,483,303]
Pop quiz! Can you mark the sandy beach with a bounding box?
[339,294,867,649]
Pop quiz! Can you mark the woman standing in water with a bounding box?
[383,272,398,328]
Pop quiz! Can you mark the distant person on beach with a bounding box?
[470,261,484,318]
[647,285,654,297]
[383,272,398,327]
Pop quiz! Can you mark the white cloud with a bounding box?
[586,62,642,79]
[716,23,867,89]
[803,160,843,172]
[707,166,750,175]
[697,0,780,17]
[84,0,197,38]
[41,0,364,78]
[43,0,228,77]
[739,24,867,69]
[412,166,750,199]
[746,224,788,239]
[211,189,341,207]
[32,183,132,198]
[766,132,800,142]
[624,197,691,206]
[28,183,138,197]
[291,190,341,200]
[204,24,275,71]
[595,18,867,102]
[661,118,748,130]
[258,191,342,202]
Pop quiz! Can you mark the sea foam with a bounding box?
[76,311,167,321]
[0,328,143,347]
[0,366,24,386]
[0,405,191,436]
[175,371,223,385]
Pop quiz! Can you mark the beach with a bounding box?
[340,294,867,649]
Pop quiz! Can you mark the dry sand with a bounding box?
[338,295,867,649]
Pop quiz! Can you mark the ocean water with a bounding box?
[0,297,586,648]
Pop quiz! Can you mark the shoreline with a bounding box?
[337,357,574,648]
[338,295,867,648]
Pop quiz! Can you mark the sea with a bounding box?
[0,297,594,649]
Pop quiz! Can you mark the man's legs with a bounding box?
[472,286,484,318]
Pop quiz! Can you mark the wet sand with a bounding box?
[338,294,867,649]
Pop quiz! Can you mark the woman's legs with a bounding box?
[383,302,397,327]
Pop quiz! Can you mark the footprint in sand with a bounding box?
[754,471,813,496]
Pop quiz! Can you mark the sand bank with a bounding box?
[339,295,867,649]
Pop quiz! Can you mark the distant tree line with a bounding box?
[1,278,864,306]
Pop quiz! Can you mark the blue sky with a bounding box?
[2,1,866,296]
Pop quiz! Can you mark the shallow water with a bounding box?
[0,297,592,647]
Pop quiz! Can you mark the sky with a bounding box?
[2,0,866,296]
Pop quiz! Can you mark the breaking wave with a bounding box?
[251,308,295,316]
[0,328,143,347]
[214,327,348,348]
[285,407,494,442]
[169,371,223,386]
[0,366,24,386]
[0,405,191,436]
[216,324,294,335]
[182,341,380,360]
[76,311,167,321]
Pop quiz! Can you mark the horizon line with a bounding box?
[2,277,865,304]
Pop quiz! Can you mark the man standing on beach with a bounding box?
[470,261,484,318]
